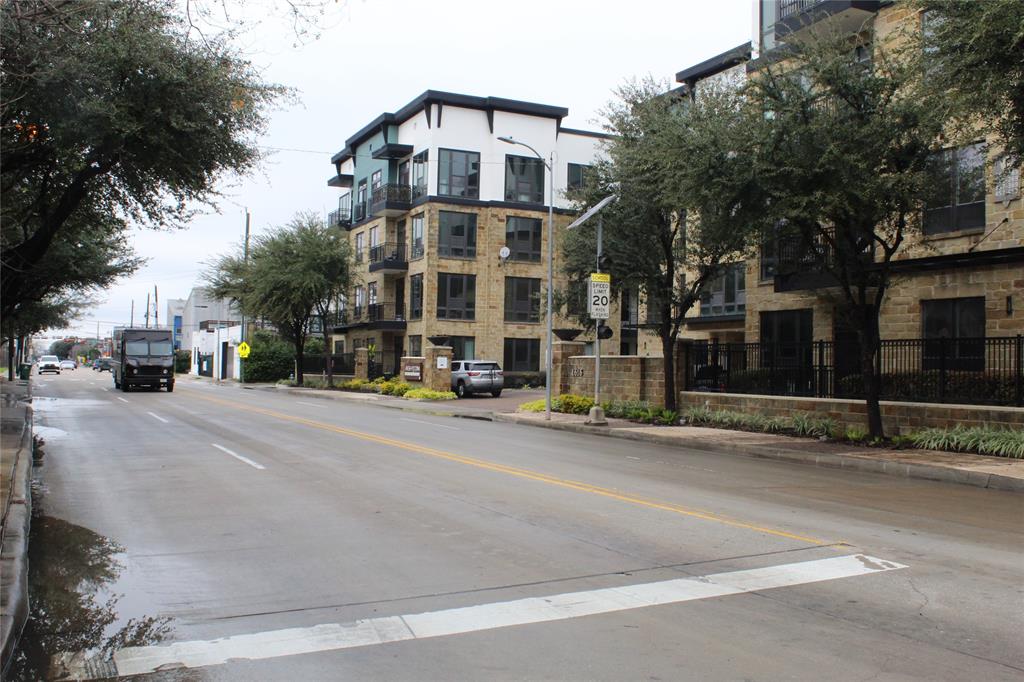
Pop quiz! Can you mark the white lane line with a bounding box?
[101,387,109,392]
[147,412,169,424]
[62,554,903,678]
[115,397,129,403]
[295,401,326,408]
[400,417,459,431]
[211,443,266,470]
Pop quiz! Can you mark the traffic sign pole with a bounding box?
[587,215,609,426]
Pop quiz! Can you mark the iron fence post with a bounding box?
[1016,334,1022,407]
[939,337,947,403]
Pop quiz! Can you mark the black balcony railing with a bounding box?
[328,206,352,228]
[370,183,412,214]
[368,241,407,271]
[682,336,1023,406]
[338,301,406,329]
[301,353,356,376]
[779,0,824,20]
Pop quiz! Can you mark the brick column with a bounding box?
[423,346,453,393]
[355,348,369,381]
[552,341,586,396]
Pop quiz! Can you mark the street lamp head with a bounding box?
[497,136,516,144]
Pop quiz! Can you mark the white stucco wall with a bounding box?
[190,324,242,380]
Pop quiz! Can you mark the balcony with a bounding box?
[327,206,352,229]
[767,229,874,292]
[774,1,880,42]
[370,183,412,217]
[368,242,408,274]
[332,301,406,332]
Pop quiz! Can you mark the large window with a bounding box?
[368,281,377,305]
[925,143,985,235]
[567,163,590,191]
[438,211,477,258]
[354,286,365,317]
[505,155,545,204]
[354,232,364,262]
[700,263,746,316]
[437,273,476,320]
[504,338,540,372]
[355,180,367,221]
[409,274,423,320]
[504,277,541,323]
[411,214,425,259]
[398,160,410,187]
[922,297,985,370]
[438,149,480,198]
[408,335,422,356]
[505,216,542,262]
[370,169,382,193]
[760,309,812,346]
[450,336,475,361]
[412,151,429,198]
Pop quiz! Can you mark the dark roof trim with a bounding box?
[330,90,571,165]
[675,42,752,86]
[887,245,1024,274]
[559,127,613,140]
[684,313,745,327]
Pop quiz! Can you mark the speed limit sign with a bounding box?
[588,273,611,320]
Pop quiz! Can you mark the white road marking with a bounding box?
[211,443,266,470]
[101,387,109,392]
[115,397,129,403]
[295,401,326,408]
[59,554,904,678]
[401,417,459,431]
[626,456,641,461]
[147,412,169,424]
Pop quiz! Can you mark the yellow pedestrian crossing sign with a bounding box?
[237,341,251,359]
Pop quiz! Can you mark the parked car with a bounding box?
[91,359,100,370]
[451,360,503,398]
[96,358,114,373]
[38,355,61,375]
[59,359,77,370]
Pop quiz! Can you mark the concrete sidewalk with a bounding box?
[1,379,33,671]
[189,376,1024,492]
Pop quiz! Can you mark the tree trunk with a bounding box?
[660,329,677,412]
[294,340,305,386]
[7,339,15,381]
[323,329,333,388]
[859,330,883,438]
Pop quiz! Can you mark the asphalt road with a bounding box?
[17,369,1024,681]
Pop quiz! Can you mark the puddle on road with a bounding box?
[7,484,174,681]
[30,396,109,413]
[32,425,70,442]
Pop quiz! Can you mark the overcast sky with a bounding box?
[56,0,752,339]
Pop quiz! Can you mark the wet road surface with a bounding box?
[12,370,1024,680]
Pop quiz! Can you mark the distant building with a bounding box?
[166,298,185,350]
[181,288,240,373]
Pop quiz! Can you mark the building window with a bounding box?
[412,151,428,198]
[411,214,425,259]
[371,169,382,192]
[354,232,364,262]
[408,335,422,356]
[922,297,985,370]
[760,309,812,346]
[333,340,345,354]
[620,287,639,327]
[450,336,475,361]
[700,263,746,317]
[409,274,423,320]
[438,148,480,198]
[505,216,542,262]
[505,155,545,204]
[354,286,365,317]
[504,338,540,372]
[504,277,541,323]
[368,281,377,305]
[567,163,590,191]
[925,143,985,235]
[355,180,367,221]
[368,225,379,248]
[437,273,476,320]
[438,211,477,258]
[398,160,410,187]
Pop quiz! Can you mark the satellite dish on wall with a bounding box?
[499,246,511,265]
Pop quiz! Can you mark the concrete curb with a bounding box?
[491,414,1024,493]
[1,387,33,674]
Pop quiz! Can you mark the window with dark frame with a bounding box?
[449,336,475,361]
[356,180,367,220]
[398,160,410,187]
[412,151,429,198]
[408,335,422,357]
[505,216,542,262]
[354,232,364,262]
[438,211,477,258]
[700,263,747,317]
[504,277,541,323]
[409,274,423,320]
[505,155,545,203]
[504,338,540,372]
[370,169,382,192]
[567,163,590,191]
[924,143,985,234]
[438,149,480,198]
[437,273,476,320]
[411,214,424,259]
[922,297,985,371]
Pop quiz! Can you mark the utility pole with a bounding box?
[145,292,150,328]
[240,209,250,384]
[130,300,135,327]
[154,285,159,328]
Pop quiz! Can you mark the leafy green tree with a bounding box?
[0,0,284,320]
[48,339,75,359]
[562,79,770,411]
[911,0,1024,160]
[748,34,946,437]
[205,213,353,386]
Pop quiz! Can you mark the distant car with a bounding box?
[96,358,114,373]
[450,360,503,398]
[91,359,100,370]
[59,359,77,370]
[38,355,60,375]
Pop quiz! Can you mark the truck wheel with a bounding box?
[166,383,174,393]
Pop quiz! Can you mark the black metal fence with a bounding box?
[682,336,1023,406]
[301,353,355,376]
[367,349,402,380]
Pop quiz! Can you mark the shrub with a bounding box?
[302,376,328,389]
[890,434,914,449]
[371,376,388,386]
[844,427,869,443]
[601,399,652,419]
[555,394,594,415]
[683,406,713,425]
[763,417,790,433]
[385,381,411,397]
[404,388,457,401]
[792,414,835,438]
[174,349,191,373]
[340,378,368,390]
[244,330,295,382]
[910,426,1024,458]
[657,409,679,426]
[518,399,546,412]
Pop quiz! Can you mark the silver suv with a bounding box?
[451,360,503,398]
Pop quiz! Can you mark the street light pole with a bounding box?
[498,136,555,421]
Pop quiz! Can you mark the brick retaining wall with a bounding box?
[560,355,666,407]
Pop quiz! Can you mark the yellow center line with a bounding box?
[182,386,837,547]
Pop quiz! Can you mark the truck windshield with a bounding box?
[125,341,174,356]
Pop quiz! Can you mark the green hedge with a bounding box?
[244,330,294,383]
[836,370,1016,405]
